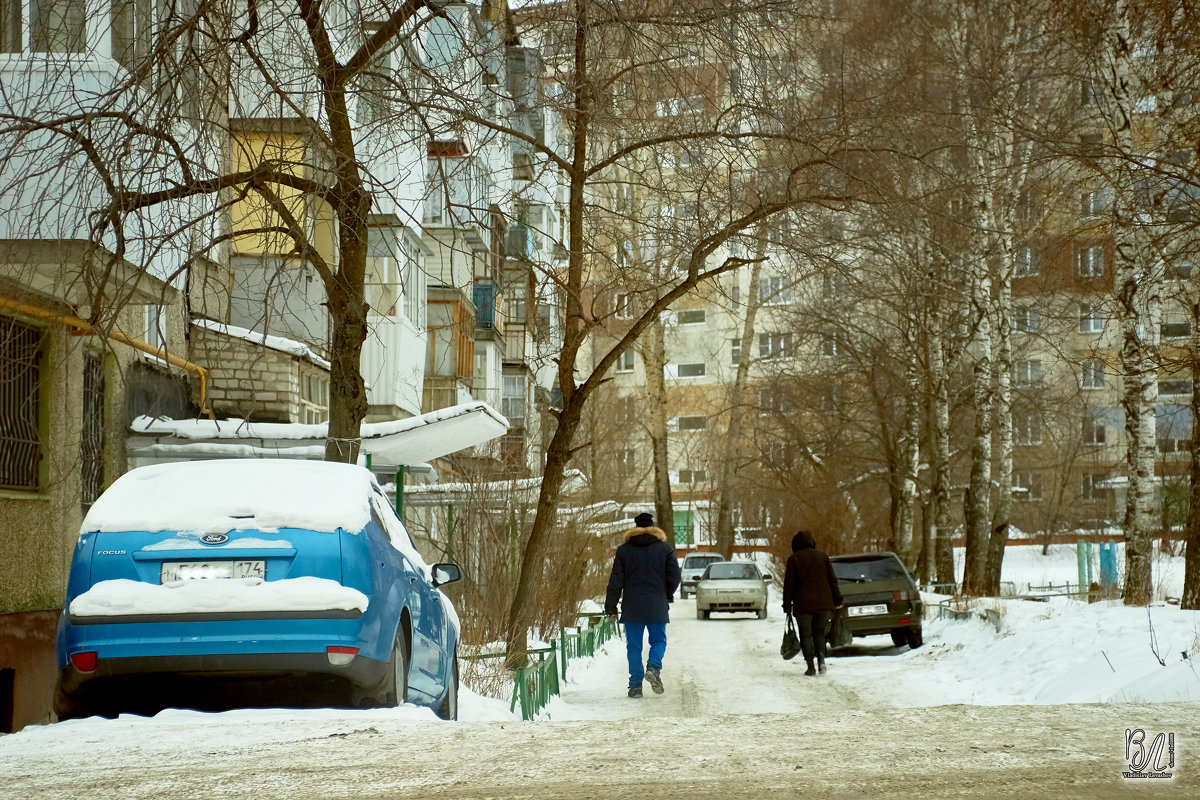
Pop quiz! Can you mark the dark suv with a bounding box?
[829,552,923,649]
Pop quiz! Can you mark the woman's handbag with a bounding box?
[780,613,802,660]
[829,606,853,649]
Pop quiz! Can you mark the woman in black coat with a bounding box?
[782,529,843,676]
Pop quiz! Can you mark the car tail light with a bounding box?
[70,651,98,672]
[326,646,358,666]
[892,590,903,603]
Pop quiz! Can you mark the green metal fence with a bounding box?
[462,615,621,721]
[510,646,559,720]
[560,613,620,680]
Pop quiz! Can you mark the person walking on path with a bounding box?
[605,512,682,698]
[782,529,843,676]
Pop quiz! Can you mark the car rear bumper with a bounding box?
[841,609,922,636]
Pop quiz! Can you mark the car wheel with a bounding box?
[891,629,907,648]
[696,608,708,620]
[435,654,459,721]
[756,608,767,620]
[383,630,410,707]
[905,627,923,649]
[680,589,688,599]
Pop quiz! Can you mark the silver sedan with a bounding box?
[694,562,769,620]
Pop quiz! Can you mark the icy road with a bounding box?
[4,595,1199,798]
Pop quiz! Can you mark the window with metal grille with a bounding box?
[1,317,43,490]
[81,351,104,507]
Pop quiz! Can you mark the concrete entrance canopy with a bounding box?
[127,401,510,469]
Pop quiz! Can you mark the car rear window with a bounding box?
[831,556,908,581]
[705,563,760,580]
[684,555,723,569]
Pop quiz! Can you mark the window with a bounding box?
[1014,246,1038,278]
[759,332,792,359]
[300,373,329,424]
[677,469,707,484]
[1014,359,1043,387]
[821,331,840,359]
[1082,359,1106,390]
[677,309,706,325]
[1079,133,1104,161]
[614,292,634,320]
[1014,306,1040,333]
[1081,79,1103,106]
[1159,379,1191,397]
[758,276,792,305]
[1013,471,1043,502]
[144,305,166,352]
[1,0,20,51]
[26,0,85,52]
[676,415,707,431]
[1078,246,1105,277]
[615,349,635,373]
[655,95,704,116]
[501,374,526,424]
[1081,190,1108,218]
[1169,262,1194,281]
[730,339,741,365]
[0,317,43,490]
[1162,309,1191,339]
[1078,304,1104,334]
[822,271,844,298]
[758,386,788,414]
[1082,412,1106,445]
[1014,414,1042,445]
[1082,472,1109,501]
[81,351,104,507]
[677,362,706,378]
[618,448,636,471]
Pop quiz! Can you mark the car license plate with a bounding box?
[161,560,265,583]
[848,604,888,617]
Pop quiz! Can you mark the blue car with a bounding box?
[55,459,463,720]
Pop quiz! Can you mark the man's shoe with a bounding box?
[645,666,665,694]
[628,685,643,698]
[818,660,827,675]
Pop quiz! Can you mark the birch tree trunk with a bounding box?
[892,361,921,568]
[1104,0,1157,606]
[930,320,956,588]
[1183,303,1200,609]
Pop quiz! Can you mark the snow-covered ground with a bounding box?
[4,544,1200,797]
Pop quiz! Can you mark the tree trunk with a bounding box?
[1183,304,1200,609]
[714,258,764,559]
[930,328,956,589]
[892,361,920,568]
[1105,0,1157,606]
[645,315,675,541]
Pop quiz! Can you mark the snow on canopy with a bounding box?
[81,459,377,534]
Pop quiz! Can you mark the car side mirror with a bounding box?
[432,563,462,588]
[762,573,772,582]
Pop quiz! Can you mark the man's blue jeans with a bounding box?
[624,622,667,688]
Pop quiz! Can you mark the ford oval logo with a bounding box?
[200,533,229,545]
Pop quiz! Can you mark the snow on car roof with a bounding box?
[82,459,377,534]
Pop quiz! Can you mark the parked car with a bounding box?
[679,551,725,599]
[55,459,463,720]
[828,551,923,649]
[694,561,769,619]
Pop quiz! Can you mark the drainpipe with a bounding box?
[0,295,214,418]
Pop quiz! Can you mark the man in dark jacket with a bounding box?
[605,512,682,698]
[782,529,843,676]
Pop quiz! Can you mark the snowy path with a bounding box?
[544,597,869,720]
